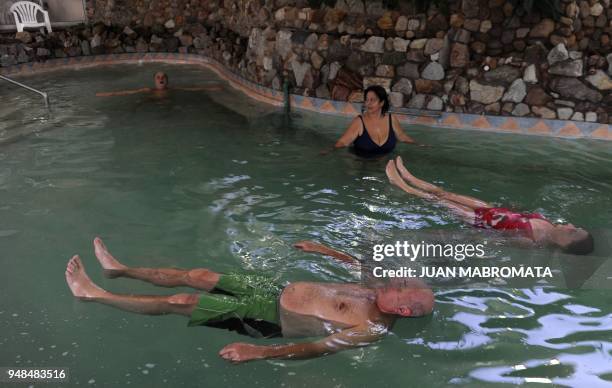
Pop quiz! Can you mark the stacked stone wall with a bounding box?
[1,0,611,123]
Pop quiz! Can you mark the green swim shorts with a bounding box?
[188,272,283,335]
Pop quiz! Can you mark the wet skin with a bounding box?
[66,238,434,363]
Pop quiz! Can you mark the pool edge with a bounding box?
[2,53,611,141]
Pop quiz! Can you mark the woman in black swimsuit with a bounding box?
[332,85,417,157]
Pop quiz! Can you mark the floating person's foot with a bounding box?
[385,160,436,200]
[65,255,107,300]
[395,156,414,180]
[395,156,442,194]
[385,160,405,187]
[93,237,127,278]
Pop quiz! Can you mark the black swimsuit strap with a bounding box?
[358,114,366,132]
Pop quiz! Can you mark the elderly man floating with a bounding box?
[65,238,434,363]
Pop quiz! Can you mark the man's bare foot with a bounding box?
[93,237,127,278]
[395,156,442,194]
[65,255,108,300]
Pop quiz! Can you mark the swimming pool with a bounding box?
[1,63,611,386]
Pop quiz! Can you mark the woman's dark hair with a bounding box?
[563,232,594,255]
[364,85,390,115]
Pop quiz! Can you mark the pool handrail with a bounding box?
[0,74,49,108]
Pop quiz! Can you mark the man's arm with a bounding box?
[294,240,360,267]
[219,325,385,363]
[95,88,151,97]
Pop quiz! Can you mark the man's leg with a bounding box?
[94,238,220,291]
[395,156,492,209]
[66,255,198,316]
[386,161,475,223]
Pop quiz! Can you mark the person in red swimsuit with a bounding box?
[385,156,594,255]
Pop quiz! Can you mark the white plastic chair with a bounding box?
[10,1,52,34]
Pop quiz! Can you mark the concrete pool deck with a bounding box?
[2,52,612,141]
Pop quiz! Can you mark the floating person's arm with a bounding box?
[320,117,361,155]
[95,88,152,97]
[219,324,385,363]
[391,115,419,144]
[294,240,360,267]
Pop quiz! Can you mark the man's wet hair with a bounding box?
[385,278,434,315]
[563,232,594,255]
[407,301,426,316]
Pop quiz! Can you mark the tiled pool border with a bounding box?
[2,52,611,141]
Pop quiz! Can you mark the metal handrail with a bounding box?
[0,74,49,107]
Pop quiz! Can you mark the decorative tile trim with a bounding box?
[2,53,611,140]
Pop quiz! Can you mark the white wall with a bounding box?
[47,0,85,23]
[0,0,86,30]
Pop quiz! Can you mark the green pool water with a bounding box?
[1,63,611,387]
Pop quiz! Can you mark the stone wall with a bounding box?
[2,0,611,123]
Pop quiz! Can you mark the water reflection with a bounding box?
[431,288,611,385]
